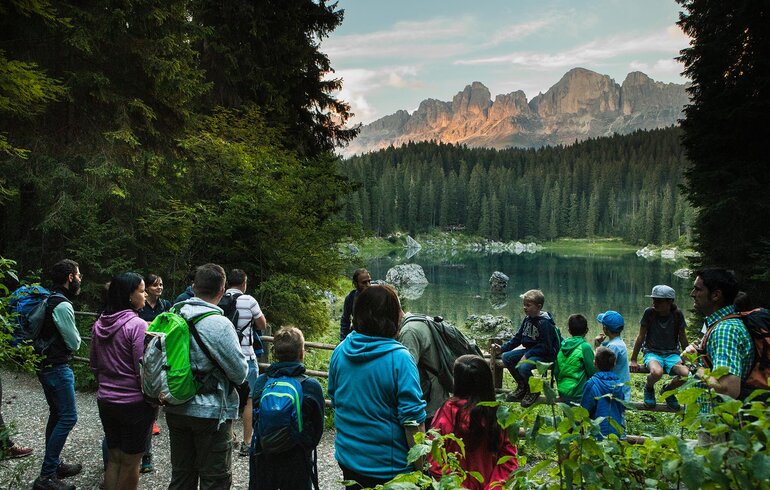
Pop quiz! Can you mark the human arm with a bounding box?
[695,367,741,399]
[499,326,523,354]
[300,379,325,449]
[489,434,519,485]
[131,317,148,379]
[404,423,426,470]
[52,301,81,351]
[581,343,597,377]
[677,312,689,351]
[339,292,354,341]
[202,317,248,385]
[580,379,597,417]
[630,323,648,369]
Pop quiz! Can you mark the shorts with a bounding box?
[98,399,155,454]
[643,352,683,375]
[238,359,260,410]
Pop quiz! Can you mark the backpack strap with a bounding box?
[187,311,235,390]
[699,312,743,370]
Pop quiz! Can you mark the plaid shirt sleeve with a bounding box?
[707,319,753,378]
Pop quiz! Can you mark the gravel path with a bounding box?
[0,369,342,489]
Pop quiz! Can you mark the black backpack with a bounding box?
[402,314,483,393]
[218,292,250,344]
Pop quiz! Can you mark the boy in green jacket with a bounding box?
[554,314,596,403]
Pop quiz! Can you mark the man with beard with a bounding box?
[33,259,83,490]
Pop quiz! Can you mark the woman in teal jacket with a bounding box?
[328,285,426,489]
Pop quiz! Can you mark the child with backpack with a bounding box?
[581,346,626,440]
[249,327,324,490]
[491,289,561,407]
[429,355,518,489]
[553,314,596,403]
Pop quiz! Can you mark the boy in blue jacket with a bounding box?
[492,289,560,407]
[249,327,324,490]
[581,346,626,440]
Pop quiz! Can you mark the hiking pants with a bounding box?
[37,364,78,476]
[166,413,233,490]
[501,349,544,384]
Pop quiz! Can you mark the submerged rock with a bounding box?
[489,271,509,292]
[674,268,692,279]
[385,263,429,286]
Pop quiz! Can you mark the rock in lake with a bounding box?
[489,271,509,292]
[385,263,429,286]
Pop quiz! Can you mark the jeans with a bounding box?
[501,349,543,383]
[37,364,78,476]
[166,412,233,489]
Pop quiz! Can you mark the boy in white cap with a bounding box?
[594,311,631,402]
[630,285,689,409]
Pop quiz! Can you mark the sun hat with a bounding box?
[597,310,624,333]
[646,285,675,300]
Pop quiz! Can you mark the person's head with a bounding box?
[568,314,588,337]
[145,274,164,300]
[193,263,226,303]
[273,326,305,362]
[451,355,500,452]
[352,268,372,293]
[227,269,248,291]
[691,268,739,315]
[453,355,495,401]
[594,346,617,372]
[734,291,753,312]
[353,284,402,338]
[597,310,624,336]
[520,289,544,317]
[103,272,145,314]
[647,284,676,316]
[51,259,81,295]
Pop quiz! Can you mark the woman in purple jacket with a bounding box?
[90,273,153,490]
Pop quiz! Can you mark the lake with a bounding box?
[360,249,694,347]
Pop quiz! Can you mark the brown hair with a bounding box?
[193,263,225,297]
[273,326,304,362]
[353,284,401,339]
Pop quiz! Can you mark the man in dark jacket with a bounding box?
[33,259,83,490]
[339,268,371,341]
[249,327,324,490]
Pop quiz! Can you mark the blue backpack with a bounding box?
[8,285,64,350]
[256,375,305,454]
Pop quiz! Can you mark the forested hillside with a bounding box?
[0,0,356,333]
[341,127,693,245]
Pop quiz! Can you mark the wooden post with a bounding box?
[258,323,272,364]
[490,338,503,389]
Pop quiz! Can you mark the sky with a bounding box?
[322,0,690,125]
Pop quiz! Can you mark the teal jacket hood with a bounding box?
[338,330,407,363]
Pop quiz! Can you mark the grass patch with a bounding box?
[541,238,638,255]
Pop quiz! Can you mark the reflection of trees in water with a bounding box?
[365,252,692,344]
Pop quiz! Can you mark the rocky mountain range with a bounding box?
[343,67,689,156]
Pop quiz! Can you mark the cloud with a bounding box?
[630,58,684,80]
[485,18,554,47]
[331,66,423,124]
[323,16,475,61]
[454,27,690,69]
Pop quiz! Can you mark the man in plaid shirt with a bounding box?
[690,268,753,400]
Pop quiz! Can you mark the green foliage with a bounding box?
[677,0,770,303]
[340,129,695,247]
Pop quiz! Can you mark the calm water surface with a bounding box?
[361,250,694,346]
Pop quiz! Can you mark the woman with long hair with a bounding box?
[429,355,518,489]
[90,273,154,490]
[328,284,426,489]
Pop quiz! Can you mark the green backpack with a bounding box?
[141,307,218,405]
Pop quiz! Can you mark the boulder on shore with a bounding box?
[466,314,516,339]
[489,271,509,292]
[385,263,429,286]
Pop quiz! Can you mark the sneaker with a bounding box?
[665,394,682,411]
[5,444,33,459]
[33,475,75,490]
[238,442,250,457]
[140,454,154,473]
[643,386,656,408]
[507,384,527,402]
[152,421,160,435]
[521,391,540,408]
[56,461,83,479]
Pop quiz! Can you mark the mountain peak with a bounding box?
[343,69,688,156]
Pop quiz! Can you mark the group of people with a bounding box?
[4,260,759,490]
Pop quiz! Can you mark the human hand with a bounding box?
[630,360,639,370]
[594,333,606,346]
[490,344,501,355]
[683,341,699,355]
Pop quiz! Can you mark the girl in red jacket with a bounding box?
[429,355,518,489]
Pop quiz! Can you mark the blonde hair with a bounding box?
[520,289,545,306]
[273,326,305,362]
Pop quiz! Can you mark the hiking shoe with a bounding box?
[33,475,75,490]
[643,386,656,408]
[152,421,161,435]
[5,444,32,459]
[56,461,83,479]
[507,384,527,402]
[521,391,540,408]
[238,442,250,457]
[140,454,153,473]
[665,394,682,411]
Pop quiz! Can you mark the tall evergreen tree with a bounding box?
[678,0,770,300]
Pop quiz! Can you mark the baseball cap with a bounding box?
[597,310,624,333]
[646,285,675,300]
